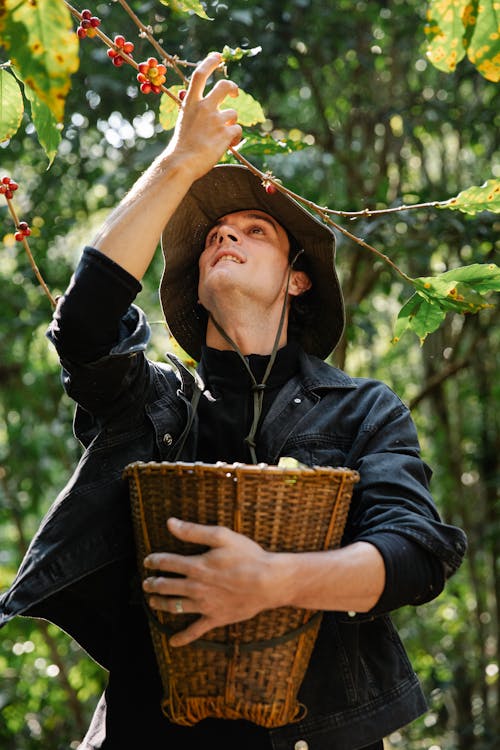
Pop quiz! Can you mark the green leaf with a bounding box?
[409,298,446,341]
[424,0,468,73]
[394,263,500,343]
[158,0,212,20]
[415,264,500,311]
[159,86,264,132]
[227,130,309,158]
[437,263,500,292]
[392,293,446,344]
[0,68,23,142]
[425,0,500,81]
[438,179,500,215]
[220,88,265,127]
[0,0,79,123]
[158,85,183,131]
[23,85,61,167]
[467,0,500,82]
[221,45,262,62]
[392,294,423,342]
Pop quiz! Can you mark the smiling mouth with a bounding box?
[214,254,243,265]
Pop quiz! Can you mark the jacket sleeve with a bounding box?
[341,379,467,615]
[46,247,152,425]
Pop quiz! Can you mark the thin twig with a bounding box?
[323,199,444,218]
[115,0,189,83]
[228,147,414,283]
[5,198,56,308]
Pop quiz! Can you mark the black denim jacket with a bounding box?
[0,304,467,750]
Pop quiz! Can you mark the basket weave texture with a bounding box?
[124,460,359,728]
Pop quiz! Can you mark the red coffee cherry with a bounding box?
[108,35,134,66]
[77,9,100,39]
[0,176,19,198]
[137,57,166,94]
[15,221,31,241]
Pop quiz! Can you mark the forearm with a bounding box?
[271,541,386,613]
[91,151,197,280]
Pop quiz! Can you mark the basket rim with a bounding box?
[123,459,360,482]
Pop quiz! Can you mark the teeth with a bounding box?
[217,255,242,263]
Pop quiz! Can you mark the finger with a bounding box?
[219,107,238,126]
[166,517,231,547]
[204,78,239,105]
[230,129,243,148]
[147,595,191,614]
[143,551,198,576]
[143,574,196,598]
[187,51,223,100]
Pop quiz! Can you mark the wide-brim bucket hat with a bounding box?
[160,164,344,361]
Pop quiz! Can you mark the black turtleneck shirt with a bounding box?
[197,343,301,464]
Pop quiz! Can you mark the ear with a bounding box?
[288,270,312,297]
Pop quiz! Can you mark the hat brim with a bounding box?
[160,164,344,361]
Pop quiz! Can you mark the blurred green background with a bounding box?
[1,1,499,747]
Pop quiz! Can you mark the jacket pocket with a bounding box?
[281,433,352,468]
[298,613,416,712]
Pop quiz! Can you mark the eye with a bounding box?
[205,230,217,246]
[249,224,265,235]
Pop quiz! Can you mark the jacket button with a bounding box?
[162,433,173,446]
[294,741,308,750]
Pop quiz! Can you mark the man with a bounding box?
[0,53,466,749]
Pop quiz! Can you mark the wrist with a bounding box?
[159,139,215,187]
[153,146,202,190]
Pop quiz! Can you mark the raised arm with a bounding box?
[91,52,242,281]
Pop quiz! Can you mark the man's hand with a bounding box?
[142,517,386,648]
[168,51,243,181]
[142,516,278,647]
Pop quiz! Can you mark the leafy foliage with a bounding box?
[0,0,79,122]
[158,0,211,20]
[439,178,500,214]
[0,68,23,141]
[425,0,500,81]
[0,1,499,748]
[394,264,500,343]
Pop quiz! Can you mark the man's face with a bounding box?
[197,209,292,313]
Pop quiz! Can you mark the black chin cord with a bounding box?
[209,251,303,464]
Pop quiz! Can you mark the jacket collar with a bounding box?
[297,349,358,392]
[167,347,357,398]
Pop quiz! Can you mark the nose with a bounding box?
[217,224,239,244]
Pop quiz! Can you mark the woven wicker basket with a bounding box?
[124,460,359,728]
